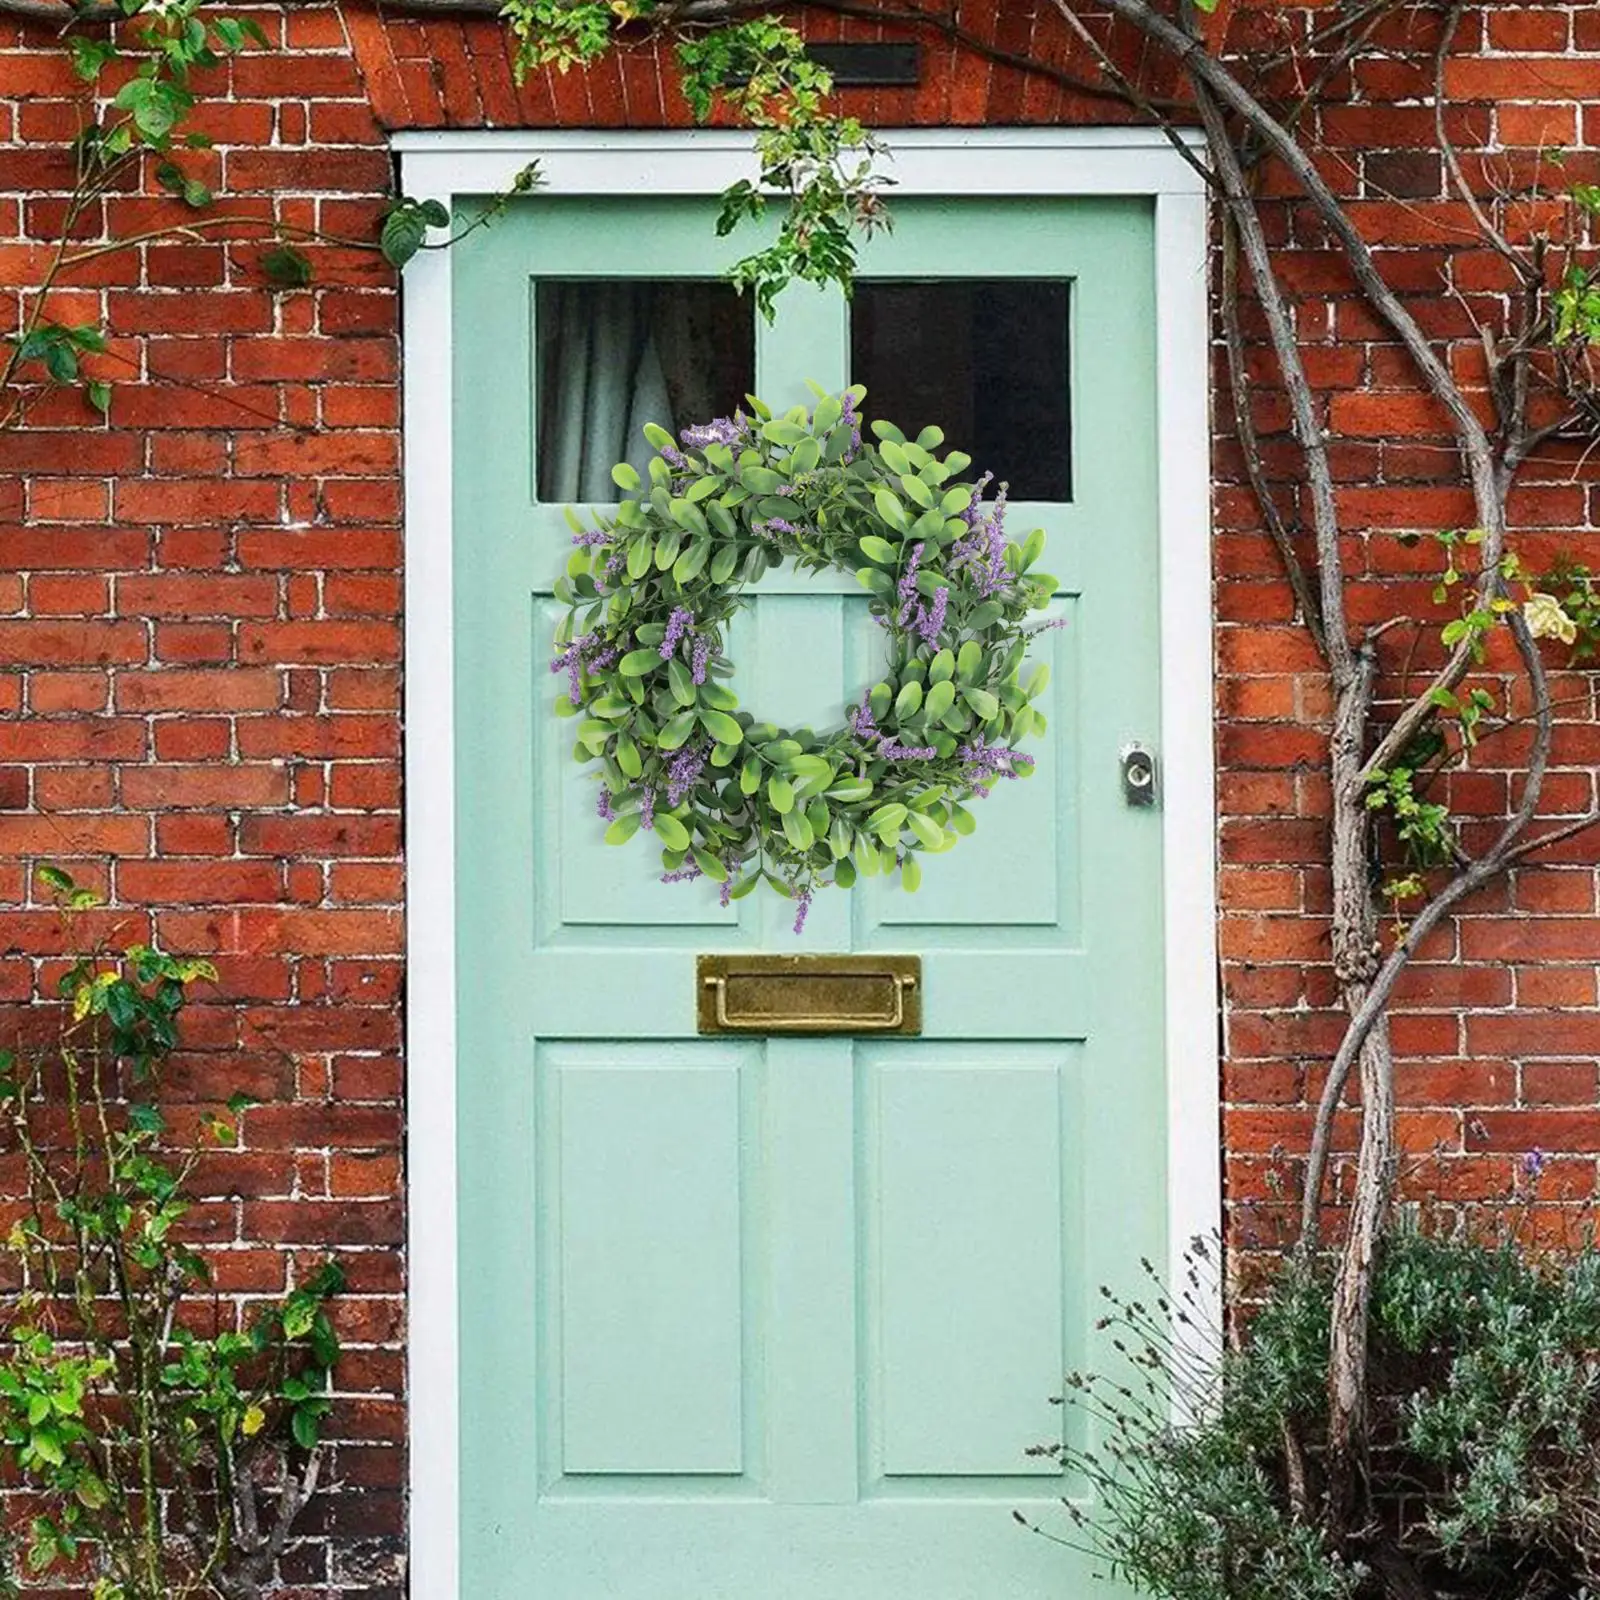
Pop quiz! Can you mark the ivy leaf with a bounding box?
[290,1405,322,1450]
[68,35,117,82]
[85,380,111,417]
[128,1103,164,1136]
[262,244,313,289]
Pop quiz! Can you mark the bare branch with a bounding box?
[1302,612,1555,1231]
[1217,217,1327,654]
[1196,76,1348,675]
[1433,2,1533,280]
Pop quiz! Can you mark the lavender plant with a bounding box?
[552,386,1061,927]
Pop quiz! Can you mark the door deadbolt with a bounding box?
[1120,743,1158,806]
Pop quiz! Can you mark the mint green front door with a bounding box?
[452,193,1166,1597]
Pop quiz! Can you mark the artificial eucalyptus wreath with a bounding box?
[551,385,1062,932]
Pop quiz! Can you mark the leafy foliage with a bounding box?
[3,0,509,431]
[1046,1230,1600,1600]
[0,869,343,1600]
[553,388,1059,917]
[499,3,885,314]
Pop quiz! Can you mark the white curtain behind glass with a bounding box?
[536,282,747,504]
[537,282,671,504]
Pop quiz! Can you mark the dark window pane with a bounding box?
[850,279,1071,501]
[536,280,755,503]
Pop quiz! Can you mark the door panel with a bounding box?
[454,193,1163,1597]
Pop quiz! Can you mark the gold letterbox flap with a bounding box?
[697,954,921,1037]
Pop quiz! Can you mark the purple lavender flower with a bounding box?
[950,474,1010,599]
[596,786,616,822]
[660,607,694,660]
[660,443,689,471]
[897,543,925,626]
[841,391,861,459]
[917,585,949,647]
[757,516,801,539]
[551,631,601,704]
[602,553,625,584]
[719,873,734,909]
[681,413,747,450]
[661,860,703,884]
[571,527,612,547]
[691,635,711,686]
[959,740,1034,785]
[666,742,706,807]
[640,788,656,831]
[1522,1148,1547,1180]
[880,742,938,761]
[792,890,812,936]
[851,703,879,741]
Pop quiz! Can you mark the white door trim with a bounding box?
[399,127,1218,1600]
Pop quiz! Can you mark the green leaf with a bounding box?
[854,834,881,876]
[872,487,908,532]
[654,813,690,851]
[657,710,698,750]
[907,811,943,851]
[128,1103,164,1136]
[291,1406,321,1450]
[380,206,428,268]
[894,681,923,720]
[667,657,696,707]
[611,461,641,492]
[767,776,795,814]
[85,380,111,417]
[824,778,873,803]
[922,680,956,722]
[780,806,814,852]
[604,812,642,846]
[673,538,711,585]
[700,709,743,746]
[963,688,999,721]
[618,649,659,677]
[693,848,728,881]
[858,535,897,566]
[262,243,313,289]
[868,802,906,838]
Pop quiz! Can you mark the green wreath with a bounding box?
[551,385,1062,932]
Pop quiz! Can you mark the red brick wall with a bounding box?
[1,0,1598,1589]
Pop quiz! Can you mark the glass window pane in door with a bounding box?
[850,279,1071,501]
[536,279,755,503]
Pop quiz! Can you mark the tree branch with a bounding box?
[1196,75,1345,672]
[1217,216,1327,653]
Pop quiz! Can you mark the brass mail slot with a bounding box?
[697,954,921,1037]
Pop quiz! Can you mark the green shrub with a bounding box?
[1043,1226,1600,1600]
[0,868,341,1600]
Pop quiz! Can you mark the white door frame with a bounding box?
[395,126,1219,1600]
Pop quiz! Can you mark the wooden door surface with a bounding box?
[452,193,1165,1597]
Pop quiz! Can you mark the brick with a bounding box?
[119,764,291,809]
[118,668,282,712]
[0,621,145,666]
[117,859,284,904]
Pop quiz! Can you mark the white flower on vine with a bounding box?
[1523,591,1577,646]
